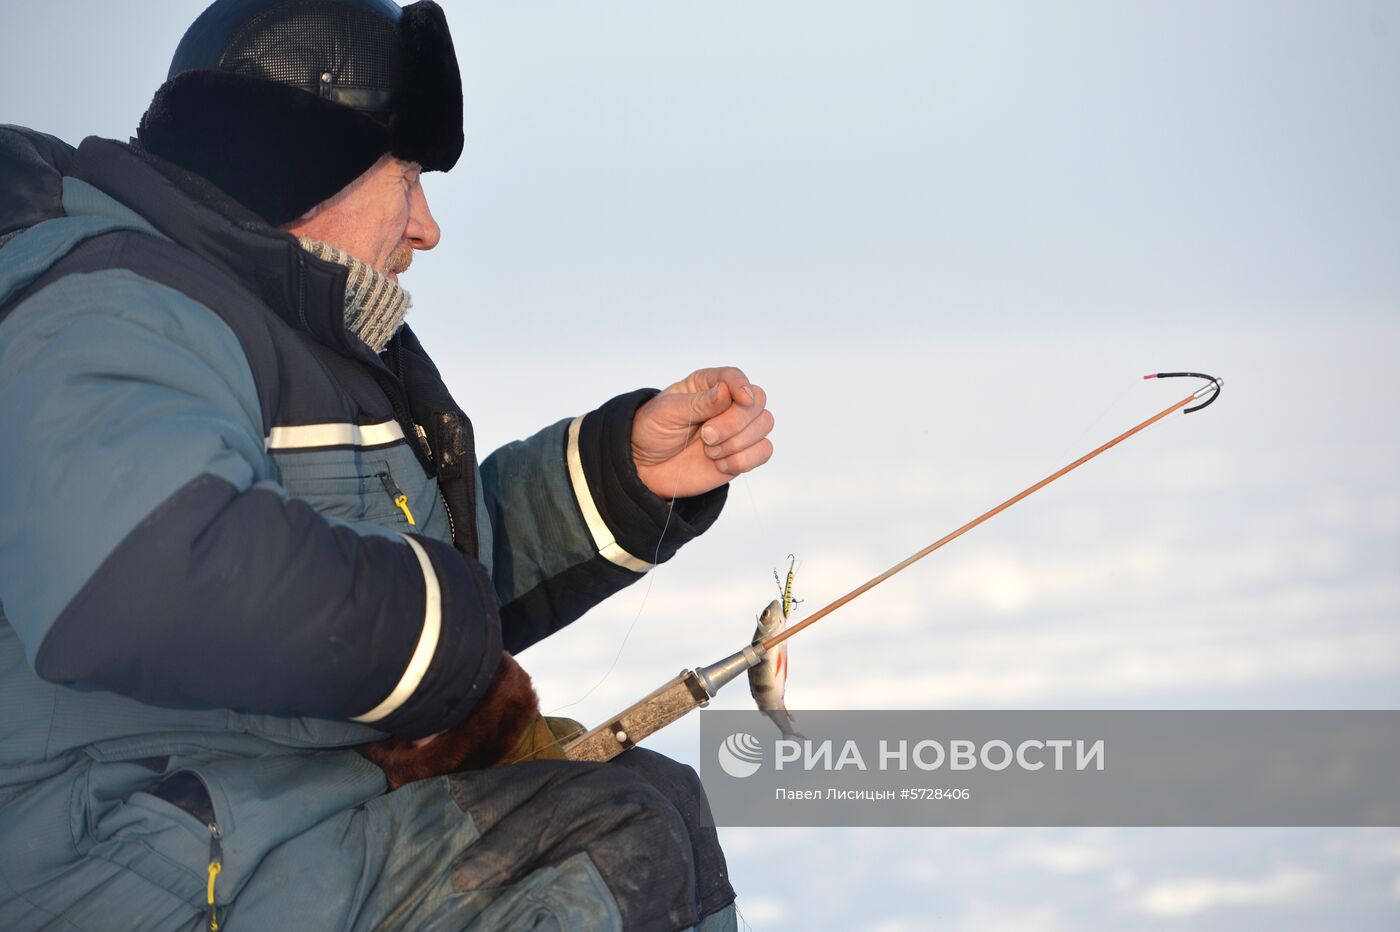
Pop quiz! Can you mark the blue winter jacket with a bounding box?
[0,126,726,928]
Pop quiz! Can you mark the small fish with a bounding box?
[749,598,803,739]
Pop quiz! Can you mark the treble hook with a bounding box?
[1143,371,1223,414]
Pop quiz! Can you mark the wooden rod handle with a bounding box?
[563,671,710,763]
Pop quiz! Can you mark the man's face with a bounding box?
[283,154,440,280]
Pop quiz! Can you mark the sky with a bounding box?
[4,1,1400,928]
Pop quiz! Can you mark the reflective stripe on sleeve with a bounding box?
[350,535,442,723]
[566,415,654,573]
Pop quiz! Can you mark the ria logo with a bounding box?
[718,732,764,778]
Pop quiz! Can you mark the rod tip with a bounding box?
[1142,373,1158,380]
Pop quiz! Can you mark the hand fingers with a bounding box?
[670,366,755,405]
[699,382,767,445]
[713,368,757,407]
[703,407,774,460]
[686,379,732,423]
[715,437,774,476]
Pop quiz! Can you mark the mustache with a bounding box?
[389,244,413,275]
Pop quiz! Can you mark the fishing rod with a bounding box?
[563,372,1224,762]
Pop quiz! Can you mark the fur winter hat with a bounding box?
[138,0,462,225]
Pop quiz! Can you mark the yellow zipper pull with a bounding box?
[378,473,416,526]
[207,823,223,931]
[394,494,416,526]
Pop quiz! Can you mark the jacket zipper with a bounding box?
[411,422,455,541]
[441,492,457,544]
[295,254,310,332]
[367,340,432,474]
[377,473,416,526]
[206,821,224,931]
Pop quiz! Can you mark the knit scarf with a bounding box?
[297,237,410,354]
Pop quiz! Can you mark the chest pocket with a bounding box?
[273,450,425,529]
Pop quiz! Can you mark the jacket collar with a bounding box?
[69,136,366,357]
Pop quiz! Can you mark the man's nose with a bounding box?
[406,184,441,250]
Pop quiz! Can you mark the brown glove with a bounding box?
[359,651,550,790]
[500,714,588,766]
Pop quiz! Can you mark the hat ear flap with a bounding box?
[395,0,463,172]
[139,70,390,225]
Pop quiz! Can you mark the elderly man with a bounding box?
[0,1,769,929]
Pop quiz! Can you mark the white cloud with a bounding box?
[1323,831,1400,864]
[526,555,1400,718]
[867,921,935,932]
[892,857,943,887]
[787,624,1400,708]
[951,902,1067,932]
[1131,868,1325,918]
[1111,869,1137,894]
[1009,841,1118,875]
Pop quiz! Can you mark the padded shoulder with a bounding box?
[0,125,76,239]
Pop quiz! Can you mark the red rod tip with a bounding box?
[1142,373,1158,379]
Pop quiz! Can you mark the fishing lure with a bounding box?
[773,554,802,619]
[749,557,804,739]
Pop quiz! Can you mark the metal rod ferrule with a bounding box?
[694,644,766,697]
[1192,377,1224,399]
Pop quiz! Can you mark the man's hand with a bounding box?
[632,367,774,499]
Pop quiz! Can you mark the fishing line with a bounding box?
[739,473,768,537]
[734,900,754,932]
[1050,379,1132,471]
[550,379,776,714]
[546,496,677,716]
[546,412,695,715]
